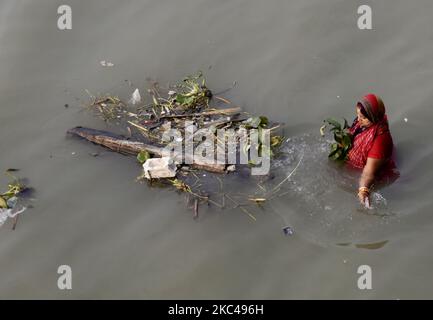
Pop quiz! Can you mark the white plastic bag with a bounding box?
[0,206,27,227]
[130,88,141,105]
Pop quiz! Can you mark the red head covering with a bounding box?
[348,94,389,168]
[357,93,386,123]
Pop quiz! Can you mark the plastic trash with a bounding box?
[0,206,27,227]
[6,196,17,209]
[100,60,114,67]
[130,88,141,105]
[227,165,236,172]
[142,157,177,179]
[283,226,294,236]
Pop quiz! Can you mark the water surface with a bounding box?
[1,0,433,299]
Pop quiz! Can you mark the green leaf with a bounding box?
[271,135,284,148]
[343,118,349,129]
[259,116,269,127]
[176,94,195,106]
[137,151,150,164]
[334,150,342,160]
[152,95,159,106]
[248,160,256,166]
[342,135,352,147]
[325,118,341,130]
[328,147,339,158]
[330,143,338,152]
[0,196,7,209]
[324,116,352,162]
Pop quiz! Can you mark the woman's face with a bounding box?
[356,106,373,128]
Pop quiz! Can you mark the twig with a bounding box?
[185,193,190,207]
[193,199,199,219]
[270,152,304,194]
[225,194,257,221]
[269,124,281,131]
[12,215,19,230]
[216,176,223,192]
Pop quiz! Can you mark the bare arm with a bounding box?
[358,157,386,204]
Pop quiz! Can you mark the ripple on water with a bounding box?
[264,132,399,247]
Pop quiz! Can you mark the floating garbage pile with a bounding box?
[0,170,32,229]
[68,73,289,220]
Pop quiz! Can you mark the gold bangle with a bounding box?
[358,187,370,194]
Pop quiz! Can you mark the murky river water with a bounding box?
[1,0,433,299]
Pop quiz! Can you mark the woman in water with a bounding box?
[347,94,398,206]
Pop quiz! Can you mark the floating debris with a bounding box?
[69,72,286,221]
[226,165,236,172]
[249,198,266,204]
[85,95,126,122]
[100,60,114,67]
[141,157,177,180]
[0,171,32,229]
[282,226,294,236]
[0,207,26,228]
[130,88,142,105]
[136,150,150,164]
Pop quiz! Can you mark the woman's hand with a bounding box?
[358,188,370,207]
[357,157,385,207]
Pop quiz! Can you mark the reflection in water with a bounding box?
[355,240,389,250]
[337,240,389,250]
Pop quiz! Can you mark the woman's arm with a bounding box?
[358,157,386,204]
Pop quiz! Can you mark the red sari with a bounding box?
[346,94,399,183]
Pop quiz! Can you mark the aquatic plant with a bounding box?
[0,170,27,209]
[320,117,352,161]
[87,95,127,122]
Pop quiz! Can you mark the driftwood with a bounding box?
[67,126,227,174]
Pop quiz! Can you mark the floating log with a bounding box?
[67,126,226,174]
